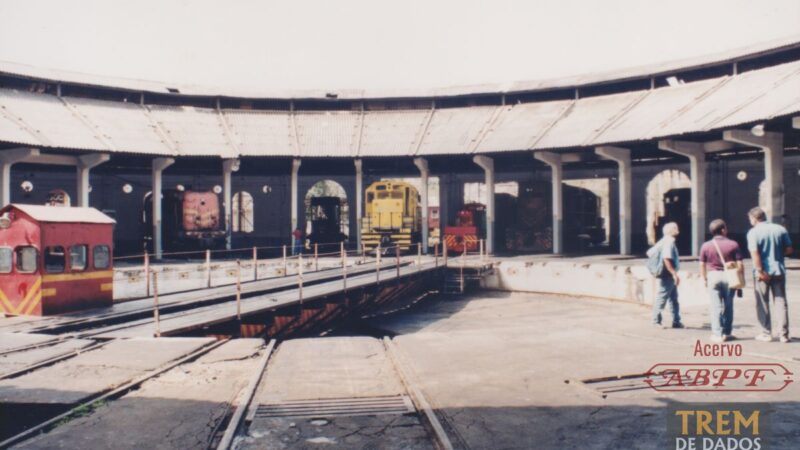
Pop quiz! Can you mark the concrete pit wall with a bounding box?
[482,259,708,306]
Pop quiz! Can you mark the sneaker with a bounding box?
[671,322,685,329]
[780,336,791,343]
[710,335,724,343]
[754,334,773,342]
[723,335,736,341]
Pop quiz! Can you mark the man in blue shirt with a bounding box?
[747,207,794,343]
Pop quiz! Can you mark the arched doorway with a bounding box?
[232,191,254,233]
[46,189,71,206]
[304,180,349,246]
[646,170,691,251]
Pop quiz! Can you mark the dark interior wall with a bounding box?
[7,152,799,257]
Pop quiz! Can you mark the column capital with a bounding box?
[658,140,705,159]
[595,146,630,164]
[78,153,110,169]
[793,117,799,129]
[722,129,782,149]
[533,151,562,168]
[0,147,40,164]
[222,158,240,173]
[413,157,429,174]
[473,155,493,172]
[354,158,363,172]
[291,158,302,172]
[152,157,175,172]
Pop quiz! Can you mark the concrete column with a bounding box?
[354,159,363,249]
[152,157,175,259]
[534,152,563,254]
[723,130,784,220]
[595,146,632,255]
[658,140,706,256]
[291,158,302,246]
[76,153,110,207]
[222,158,240,250]
[473,155,495,254]
[0,148,40,206]
[413,158,430,254]
[792,117,799,129]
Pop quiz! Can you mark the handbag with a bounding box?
[711,239,746,290]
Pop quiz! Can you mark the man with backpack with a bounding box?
[647,222,684,328]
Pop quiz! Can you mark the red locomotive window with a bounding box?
[0,247,11,273]
[15,246,37,273]
[44,246,65,273]
[70,245,88,271]
[94,245,110,269]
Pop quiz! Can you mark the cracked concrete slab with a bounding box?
[375,291,800,450]
[0,337,214,405]
[0,339,95,377]
[12,338,265,450]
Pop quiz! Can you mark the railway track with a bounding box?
[216,336,460,450]
[9,257,421,337]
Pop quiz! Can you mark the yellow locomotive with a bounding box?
[361,180,422,251]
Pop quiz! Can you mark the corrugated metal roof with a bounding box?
[0,89,107,150]
[0,58,798,158]
[294,111,361,157]
[0,34,797,100]
[5,204,116,224]
[417,106,498,155]
[146,105,236,158]
[66,96,173,155]
[359,109,430,156]
[223,109,295,157]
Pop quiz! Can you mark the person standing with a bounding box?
[650,222,684,328]
[747,207,794,343]
[699,219,744,343]
[292,227,304,256]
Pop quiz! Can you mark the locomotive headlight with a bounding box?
[0,212,11,229]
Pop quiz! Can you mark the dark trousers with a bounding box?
[754,275,789,338]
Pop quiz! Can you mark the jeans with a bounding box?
[754,274,789,338]
[653,276,681,325]
[707,271,734,337]
[292,240,303,256]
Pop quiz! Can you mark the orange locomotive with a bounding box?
[0,204,115,316]
[443,203,485,253]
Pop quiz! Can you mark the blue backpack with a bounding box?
[646,241,664,277]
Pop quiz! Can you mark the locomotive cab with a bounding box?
[0,204,115,316]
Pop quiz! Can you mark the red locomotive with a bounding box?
[0,204,115,316]
[144,189,226,251]
[444,203,486,253]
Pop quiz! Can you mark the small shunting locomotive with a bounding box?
[0,204,115,316]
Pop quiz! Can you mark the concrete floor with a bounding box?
[374,289,800,449]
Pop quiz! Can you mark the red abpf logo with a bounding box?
[645,363,793,392]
